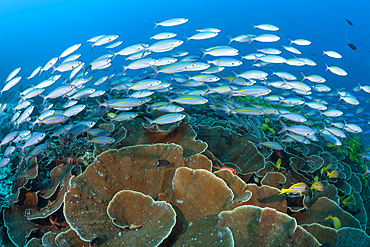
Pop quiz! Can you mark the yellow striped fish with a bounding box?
[325,215,341,229]
[278,182,308,196]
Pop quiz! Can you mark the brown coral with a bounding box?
[217,205,320,246]
[64,143,186,243]
[106,190,176,246]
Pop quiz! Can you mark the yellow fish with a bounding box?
[107,112,117,119]
[327,170,339,179]
[278,182,308,196]
[326,143,335,148]
[310,181,324,191]
[325,215,341,229]
[341,192,355,208]
[276,158,282,171]
[320,163,332,175]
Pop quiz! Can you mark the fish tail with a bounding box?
[278,189,286,195]
[95,99,104,110]
[324,63,329,71]
[199,45,207,59]
[143,116,153,127]
[300,72,307,82]
[40,95,47,106]
[231,70,239,82]
[287,36,293,46]
[278,120,288,135]
[107,50,117,60]
[183,35,190,44]
[90,43,94,53]
[151,65,159,78]
[164,95,173,107]
[322,49,326,56]
[226,84,235,100]
[226,33,234,45]
[122,65,128,74]
[246,34,253,45]
[250,22,256,30]
[204,83,212,95]
[151,19,159,29]
[325,215,332,220]
[184,73,191,82]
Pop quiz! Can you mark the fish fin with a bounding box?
[287,36,293,46]
[226,34,234,45]
[250,22,256,30]
[278,120,288,135]
[184,73,191,82]
[226,84,235,100]
[89,43,94,53]
[245,34,253,45]
[107,49,118,60]
[278,189,286,195]
[324,63,329,71]
[204,83,212,95]
[301,72,307,81]
[322,49,326,56]
[230,70,239,82]
[51,65,57,74]
[122,65,128,74]
[183,35,190,44]
[164,95,173,107]
[199,45,207,59]
[151,65,159,78]
[143,117,153,127]
[151,19,159,29]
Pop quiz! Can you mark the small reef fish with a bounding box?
[310,176,324,191]
[340,192,355,208]
[156,159,171,167]
[325,215,341,229]
[276,158,282,170]
[326,170,339,179]
[278,182,308,196]
[320,163,333,175]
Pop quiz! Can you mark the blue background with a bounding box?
[0,0,369,93]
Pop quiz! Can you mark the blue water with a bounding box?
[1,0,370,90]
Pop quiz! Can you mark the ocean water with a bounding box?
[1,0,370,86]
[1,0,370,246]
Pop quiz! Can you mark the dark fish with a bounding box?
[157,159,170,166]
[345,18,353,26]
[347,42,357,50]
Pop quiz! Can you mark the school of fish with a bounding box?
[0,17,368,172]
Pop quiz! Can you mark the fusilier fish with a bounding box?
[144,113,186,126]
[59,44,81,58]
[19,132,47,155]
[5,67,21,83]
[323,50,342,59]
[325,64,347,76]
[87,136,116,145]
[152,18,188,29]
[150,32,177,40]
[252,23,279,31]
